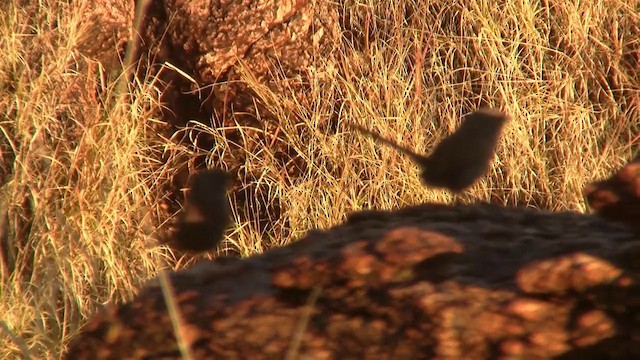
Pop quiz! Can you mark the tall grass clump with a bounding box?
[0,1,168,357]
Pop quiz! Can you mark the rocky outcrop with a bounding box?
[163,0,335,83]
[77,0,338,123]
[76,0,133,71]
[584,153,640,233]
[65,201,640,359]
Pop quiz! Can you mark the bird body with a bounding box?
[170,169,232,253]
[351,108,508,192]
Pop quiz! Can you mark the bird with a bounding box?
[169,168,233,253]
[350,108,509,192]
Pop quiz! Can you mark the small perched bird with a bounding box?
[351,108,509,192]
[170,168,232,253]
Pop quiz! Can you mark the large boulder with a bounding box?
[65,201,640,359]
[77,0,338,124]
[584,153,640,233]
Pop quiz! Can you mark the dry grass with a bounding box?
[1,0,638,358]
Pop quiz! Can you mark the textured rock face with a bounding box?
[65,203,640,359]
[76,0,133,70]
[164,0,322,83]
[76,0,338,118]
[153,0,338,122]
[584,153,640,232]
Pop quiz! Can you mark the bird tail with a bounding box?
[349,123,425,163]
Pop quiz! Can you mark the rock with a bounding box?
[76,0,339,123]
[584,154,640,233]
[75,0,133,70]
[163,0,331,83]
[65,203,640,359]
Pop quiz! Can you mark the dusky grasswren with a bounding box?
[351,108,509,192]
[170,169,232,253]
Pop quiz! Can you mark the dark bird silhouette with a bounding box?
[351,108,509,192]
[170,169,232,253]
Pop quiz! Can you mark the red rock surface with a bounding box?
[584,154,640,232]
[65,203,640,359]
